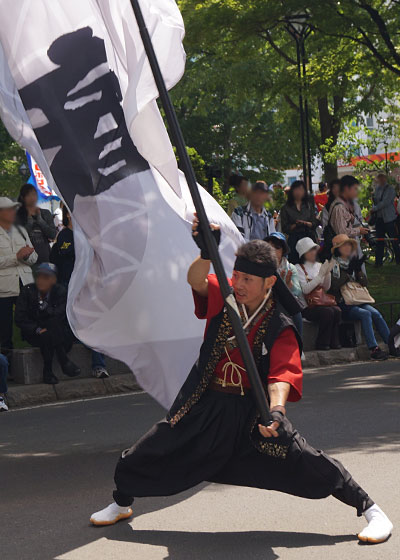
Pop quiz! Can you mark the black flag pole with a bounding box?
[129,0,272,426]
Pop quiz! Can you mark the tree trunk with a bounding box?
[318,96,341,182]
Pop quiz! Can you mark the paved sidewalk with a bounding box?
[6,373,141,408]
[4,344,384,409]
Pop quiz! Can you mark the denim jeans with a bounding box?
[0,353,8,394]
[91,350,106,369]
[341,304,390,349]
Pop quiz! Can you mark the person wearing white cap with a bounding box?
[0,197,38,365]
[295,237,341,351]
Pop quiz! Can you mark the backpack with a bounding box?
[320,199,344,261]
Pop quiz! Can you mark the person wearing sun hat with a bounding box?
[295,237,340,350]
[329,234,390,361]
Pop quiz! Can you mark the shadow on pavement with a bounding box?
[107,526,356,560]
[289,361,400,454]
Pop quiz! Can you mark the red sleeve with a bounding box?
[192,274,231,321]
[268,327,303,402]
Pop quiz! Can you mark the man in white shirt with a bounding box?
[0,197,37,364]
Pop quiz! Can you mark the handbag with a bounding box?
[340,281,375,305]
[300,265,337,308]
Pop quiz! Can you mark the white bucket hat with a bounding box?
[296,237,319,259]
[0,197,20,209]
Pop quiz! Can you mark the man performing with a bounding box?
[90,220,393,544]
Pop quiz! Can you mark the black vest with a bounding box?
[167,298,302,426]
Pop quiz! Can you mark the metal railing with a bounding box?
[374,301,400,327]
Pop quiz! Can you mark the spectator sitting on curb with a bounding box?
[295,237,341,351]
[264,232,304,339]
[50,206,109,378]
[15,262,81,385]
[329,234,390,361]
[0,353,9,411]
[0,196,38,370]
[231,181,275,241]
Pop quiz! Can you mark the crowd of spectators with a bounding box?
[0,173,399,412]
[228,172,400,363]
[0,185,110,412]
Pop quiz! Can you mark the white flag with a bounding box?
[0,0,243,407]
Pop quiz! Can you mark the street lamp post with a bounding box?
[285,13,312,192]
[378,117,390,175]
[18,162,30,178]
[384,141,389,175]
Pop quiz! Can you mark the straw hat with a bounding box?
[331,234,358,254]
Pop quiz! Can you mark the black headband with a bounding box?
[234,256,277,278]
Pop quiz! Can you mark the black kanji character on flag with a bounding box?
[19,27,149,209]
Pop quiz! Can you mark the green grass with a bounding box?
[366,263,400,326]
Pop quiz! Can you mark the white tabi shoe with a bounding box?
[90,502,133,526]
[358,504,393,544]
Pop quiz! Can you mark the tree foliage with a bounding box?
[0,122,25,198]
[176,0,400,183]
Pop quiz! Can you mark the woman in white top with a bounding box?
[295,237,342,351]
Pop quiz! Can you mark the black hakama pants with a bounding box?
[113,389,372,516]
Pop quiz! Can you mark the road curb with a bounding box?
[5,345,380,409]
[6,373,141,409]
[302,345,371,369]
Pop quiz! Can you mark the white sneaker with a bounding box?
[0,397,9,411]
[92,366,110,379]
[90,502,132,526]
[358,504,393,544]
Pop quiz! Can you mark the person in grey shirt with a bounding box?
[371,173,400,266]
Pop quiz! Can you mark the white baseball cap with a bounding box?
[296,237,320,258]
[0,197,21,209]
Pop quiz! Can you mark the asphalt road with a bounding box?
[1,360,399,560]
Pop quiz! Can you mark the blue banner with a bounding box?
[26,152,59,201]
